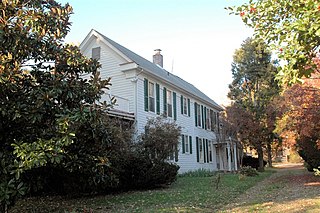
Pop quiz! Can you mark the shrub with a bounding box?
[242,155,267,169]
[240,166,259,177]
[298,136,320,172]
[179,169,216,177]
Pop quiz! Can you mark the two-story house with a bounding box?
[80,29,240,173]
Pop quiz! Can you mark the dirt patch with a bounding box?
[222,163,320,212]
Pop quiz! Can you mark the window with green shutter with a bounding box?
[187,98,190,116]
[181,95,184,114]
[163,87,167,116]
[156,83,160,114]
[182,135,185,154]
[144,78,148,111]
[196,137,199,162]
[173,92,177,120]
[189,136,192,154]
[203,139,206,163]
[201,105,204,128]
[204,106,207,130]
[194,102,197,126]
[206,139,209,163]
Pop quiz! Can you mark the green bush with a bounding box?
[179,169,216,177]
[240,166,259,177]
[115,153,179,190]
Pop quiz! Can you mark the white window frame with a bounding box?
[208,141,213,162]
[206,108,211,130]
[184,135,189,153]
[183,97,188,115]
[197,103,201,127]
[199,138,204,163]
[167,90,173,117]
[148,81,155,112]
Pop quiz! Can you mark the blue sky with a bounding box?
[58,0,252,105]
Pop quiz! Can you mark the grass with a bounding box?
[11,170,274,213]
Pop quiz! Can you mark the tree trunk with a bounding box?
[257,145,264,172]
[267,141,273,167]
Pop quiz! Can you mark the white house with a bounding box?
[80,29,240,173]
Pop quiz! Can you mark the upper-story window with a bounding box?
[92,47,101,60]
[148,82,155,112]
[206,108,211,130]
[197,104,201,127]
[181,95,190,116]
[166,90,172,117]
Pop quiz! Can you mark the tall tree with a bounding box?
[228,0,320,85]
[228,38,280,171]
[275,73,320,170]
[0,0,110,211]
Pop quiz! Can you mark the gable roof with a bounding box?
[86,29,223,111]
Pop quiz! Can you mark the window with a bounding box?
[208,141,213,162]
[182,135,189,153]
[206,108,211,130]
[167,90,172,117]
[148,82,155,112]
[199,138,204,163]
[181,96,189,115]
[210,109,215,131]
[92,47,101,60]
[197,104,201,127]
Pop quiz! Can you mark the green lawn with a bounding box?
[11,170,274,213]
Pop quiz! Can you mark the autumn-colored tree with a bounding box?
[227,38,280,171]
[276,73,320,170]
[0,1,110,211]
[228,0,320,85]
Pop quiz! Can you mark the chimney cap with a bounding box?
[154,49,162,53]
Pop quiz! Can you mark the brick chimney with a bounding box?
[153,49,163,67]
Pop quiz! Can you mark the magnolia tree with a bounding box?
[0,1,110,211]
[228,0,320,85]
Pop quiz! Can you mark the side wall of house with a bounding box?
[138,73,221,173]
[81,37,135,113]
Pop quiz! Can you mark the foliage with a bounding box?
[228,0,320,85]
[240,166,259,177]
[22,113,132,195]
[115,153,179,190]
[0,0,110,210]
[139,116,181,162]
[242,155,266,170]
[275,73,320,171]
[227,38,281,171]
[178,169,216,178]
[113,116,181,190]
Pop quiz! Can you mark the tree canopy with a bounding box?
[227,38,280,171]
[228,0,320,85]
[0,0,110,211]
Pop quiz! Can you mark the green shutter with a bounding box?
[182,135,185,154]
[173,92,177,120]
[188,98,190,116]
[194,102,197,127]
[189,136,192,154]
[196,137,199,162]
[175,144,178,162]
[201,105,204,128]
[163,87,167,116]
[204,106,207,130]
[206,139,209,163]
[203,139,206,163]
[156,83,160,114]
[144,78,148,111]
[180,95,184,114]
